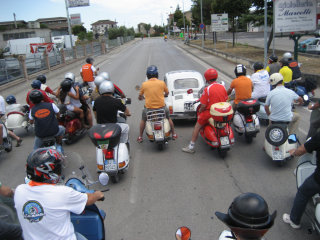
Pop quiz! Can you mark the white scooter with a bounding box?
[6,105,31,132]
[264,123,298,166]
[0,118,13,153]
[295,152,320,234]
[256,96,269,126]
[145,108,171,150]
[88,98,131,183]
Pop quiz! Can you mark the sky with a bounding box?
[0,0,193,31]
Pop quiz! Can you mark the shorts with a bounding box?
[142,107,169,121]
[197,109,211,125]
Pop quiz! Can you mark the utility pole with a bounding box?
[64,0,74,50]
[182,0,186,38]
[13,13,17,29]
[263,0,267,67]
[201,0,204,48]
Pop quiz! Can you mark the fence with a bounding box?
[0,36,134,85]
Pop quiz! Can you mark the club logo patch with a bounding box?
[22,200,45,223]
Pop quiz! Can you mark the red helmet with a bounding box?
[204,68,218,82]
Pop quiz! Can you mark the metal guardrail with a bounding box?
[0,37,134,85]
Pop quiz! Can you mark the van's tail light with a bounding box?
[154,122,162,130]
[103,149,114,159]
[169,106,173,114]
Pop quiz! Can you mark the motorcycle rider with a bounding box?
[215,192,276,240]
[182,68,228,154]
[93,81,131,143]
[264,73,303,135]
[137,65,177,143]
[65,72,93,128]
[283,131,320,229]
[283,52,302,81]
[279,58,293,86]
[28,90,65,151]
[99,72,126,98]
[227,64,252,110]
[0,180,23,240]
[251,62,270,100]
[14,148,104,240]
[266,54,281,75]
[59,79,89,129]
[26,80,53,109]
[37,74,58,97]
[80,57,99,89]
[91,75,105,104]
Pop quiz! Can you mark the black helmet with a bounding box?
[279,58,289,66]
[29,90,43,104]
[146,65,159,79]
[86,57,94,64]
[31,80,42,89]
[26,148,64,184]
[215,192,276,239]
[36,74,47,84]
[269,54,278,63]
[234,64,247,77]
[6,95,16,104]
[253,62,264,72]
[60,79,72,92]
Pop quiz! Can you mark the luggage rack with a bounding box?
[146,109,165,121]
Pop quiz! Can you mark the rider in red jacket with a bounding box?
[182,68,228,153]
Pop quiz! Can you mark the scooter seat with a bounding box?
[258,97,267,103]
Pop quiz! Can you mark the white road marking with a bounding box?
[129,149,142,204]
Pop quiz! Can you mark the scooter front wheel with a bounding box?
[245,134,253,144]
[157,143,164,150]
[217,148,227,158]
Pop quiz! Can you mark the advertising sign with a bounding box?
[68,0,89,8]
[70,14,81,25]
[211,14,228,32]
[274,0,317,33]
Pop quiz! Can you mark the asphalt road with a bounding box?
[0,38,318,240]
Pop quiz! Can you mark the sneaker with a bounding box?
[16,138,23,147]
[282,213,301,229]
[182,146,195,154]
[137,136,143,143]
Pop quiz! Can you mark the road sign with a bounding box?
[68,0,89,8]
[211,14,228,32]
[199,23,205,29]
[274,0,316,33]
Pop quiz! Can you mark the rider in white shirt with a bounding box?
[251,62,270,100]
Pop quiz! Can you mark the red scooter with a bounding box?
[58,104,87,145]
[198,102,235,158]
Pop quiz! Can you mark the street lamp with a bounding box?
[170,6,175,37]
[200,0,204,48]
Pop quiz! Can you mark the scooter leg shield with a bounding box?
[66,119,81,134]
[203,125,218,142]
[164,118,171,135]
[233,113,245,133]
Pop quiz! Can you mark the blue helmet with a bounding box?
[146,65,158,79]
[31,80,42,89]
[6,95,16,104]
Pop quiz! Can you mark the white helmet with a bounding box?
[94,76,105,88]
[65,72,75,82]
[269,73,283,86]
[99,72,110,81]
[99,81,114,95]
[283,52,292,60]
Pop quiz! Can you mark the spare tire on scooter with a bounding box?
[265,124,288,147]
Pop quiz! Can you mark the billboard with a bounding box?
[211,14,228,32]
[68,0,89,8]
[274,0,317,33]
[70,13,81,25]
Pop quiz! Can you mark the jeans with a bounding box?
[0,220,22,240]
[290,173,320,225]
[33,125,65,150]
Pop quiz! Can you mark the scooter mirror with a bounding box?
[220,81,225,87]
[303,94,309,102]
[187,89,193,94]
[126,98,132,105]
[175,226,191,240]
[98,172,109,186]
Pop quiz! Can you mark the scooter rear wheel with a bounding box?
[218,148,227,158]
[157,143,164,150]
[4,137,12,152]
[111,174,120,183]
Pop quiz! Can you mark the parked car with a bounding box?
[164,70,205,120]
[298,37,315,52]
[306,38,320,55]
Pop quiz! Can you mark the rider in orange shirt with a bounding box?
[80,57,99,89]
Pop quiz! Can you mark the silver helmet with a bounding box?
[99,81,114,95]
[94,76,105,88]
[99,72,110,81]
[283,52,292,60]
[64,72,75,82]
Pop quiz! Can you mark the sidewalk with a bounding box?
[0,39,140,104]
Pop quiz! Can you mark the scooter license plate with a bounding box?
[184,102,194,111]
[220,136,229,146]
[105,160,117,171]
[154,130,164,140]
[245,123,255,132]
[272,150,283,160]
